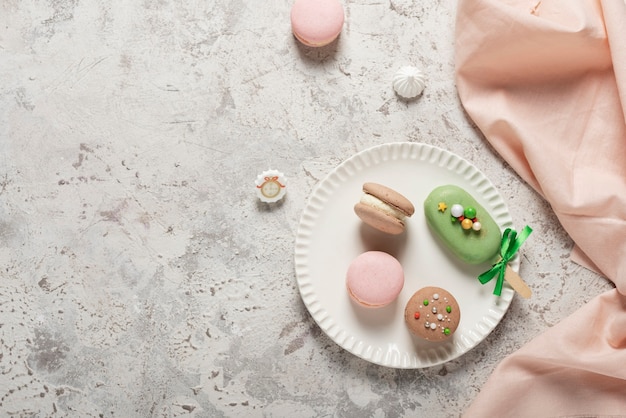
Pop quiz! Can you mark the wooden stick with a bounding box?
[505,265,532,299]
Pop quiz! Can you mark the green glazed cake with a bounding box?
[424,185,501,265]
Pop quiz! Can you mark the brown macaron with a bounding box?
[404,286,461,342]
[354,182,415,235]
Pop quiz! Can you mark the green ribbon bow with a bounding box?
[478,226,533,296]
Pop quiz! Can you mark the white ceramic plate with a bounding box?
[294,142,518,369]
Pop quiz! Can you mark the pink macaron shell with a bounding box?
[290,0,345,47]
[346,251,404,308]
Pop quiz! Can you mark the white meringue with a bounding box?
[392,66,426,99]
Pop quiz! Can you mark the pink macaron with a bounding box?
[346,251,404,308]
[290,0,345,47]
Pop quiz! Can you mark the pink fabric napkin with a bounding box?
[455,0,626,416]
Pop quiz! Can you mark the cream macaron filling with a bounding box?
[360,193,407,220]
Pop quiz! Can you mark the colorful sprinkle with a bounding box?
[423,299,429,306]
[444,328,451,335]
[464,206,477,219]
[414,312,420,319]
[446,202,481,233]
[450,204,464,218]
[437,202,447,212]
[446,305,452,313]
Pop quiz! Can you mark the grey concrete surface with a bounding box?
[0,0,612,417]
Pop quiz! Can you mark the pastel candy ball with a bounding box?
[451,204,464,217]
[464,206,477,219]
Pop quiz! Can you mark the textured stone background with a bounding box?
[0,0,612,417]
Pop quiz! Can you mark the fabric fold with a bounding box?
[464,289,626,417]
[455,0,626,416]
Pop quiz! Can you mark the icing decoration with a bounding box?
[439,201,483,232]
[478,226,533,296]
[255,169,287,203]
